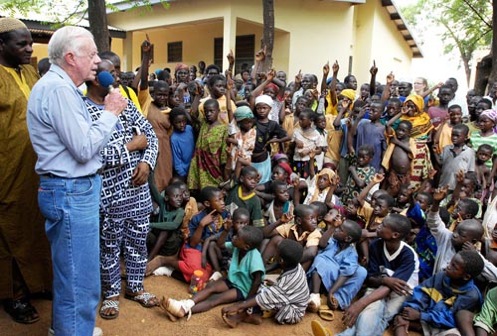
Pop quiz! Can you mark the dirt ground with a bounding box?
[1,275,421,336]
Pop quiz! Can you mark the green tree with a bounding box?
[0,0,168,52]
[400,0,492,86]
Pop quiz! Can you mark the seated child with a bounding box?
[310,201,328,230]
[307,219,366,314]
[302,168,340,208]
[264,180,294,225]
[170,107,195,180]
[203,208,250,281]
[221,239,310,326]
[147,183,186,262]
[145,186,229,280]
[291,108,322,179]
[262,204,321,272]
[427,186,484,275]
[225,166,265,228]
[338,214,419,336]
[393,250,484,336]
[472,286,497,336]
[173,178,199,241]
[341,145,376,205]
[161,225,265,321]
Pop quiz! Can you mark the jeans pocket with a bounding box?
[67,177,95,196]
[38,189,61,222]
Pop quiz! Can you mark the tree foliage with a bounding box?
[400,0,492,85]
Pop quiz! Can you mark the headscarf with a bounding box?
[0,18,27,34]
[255,94,274,108]
[175,63,189,72]
[481,109,497,132]
[401,94,432,139]
[339,89,356,101]
[264,83,279,94]
[404,94,425,114]
[234,106,254,121]
[308,168,337,203]
[277,162,293,184]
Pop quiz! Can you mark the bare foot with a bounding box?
[145,256,166,276]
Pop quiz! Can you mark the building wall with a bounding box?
[107,0,413,84]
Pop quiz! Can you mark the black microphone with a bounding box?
[97,71,115,92]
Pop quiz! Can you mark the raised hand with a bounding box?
[323,62,330,76]
[373,173,385,184]
[433,185,449,202]
[386,72,395,85]
[255,47,266,62]
[370,60,378,76]
[295,70,302,85]
[332,60,339,75]
[226,49,235,65]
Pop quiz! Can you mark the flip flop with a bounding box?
[124,292,159,308]
[311,320,333,336]
[99,299,119,320]
[318,305,335,321]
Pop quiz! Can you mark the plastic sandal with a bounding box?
[124,292,159,308]
[99,299,119,320]
[311,320,333,336]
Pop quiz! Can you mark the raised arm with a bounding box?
[139,40,152,91]
[321,61,330,94]
[381,72,394,103]
[251,47,266,83]
[329,61,339,107]
[357,173,384,207]
[369,61,378,97]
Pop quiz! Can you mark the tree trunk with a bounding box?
[462,56,471,87]
[474,54,492,95]
[88,0,110,52]
[486,0,497,91]
[261,0,274,72]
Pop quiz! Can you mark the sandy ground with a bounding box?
[1,275,421,336]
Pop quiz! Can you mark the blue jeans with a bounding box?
[337,288,406,336]
[38,175,102,336]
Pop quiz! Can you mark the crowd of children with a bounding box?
[99,40,497,335]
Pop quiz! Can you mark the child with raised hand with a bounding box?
[203,208,250,281]
[147,183,186,263]
[393,250,484,336]
[161,225,265,321]
[262,204,321,272]
[291,108,322,180]
[187,99,229,192]
[310,201,329,230]
[381,119,415,197]
[314,113,329,171]
[307,219,367,316]
[170,107,195,181]
[445,170,482,222]
[435,123,475,192]
[341,144,376,205]
[433,104,464,155]
[338,214,419,336]
[195,74,236,125]
[145,186,229,280]
[251,94,290,184]
[264,180,294,226]
[225,166,265,228]
[427,185,484,275]
[222,239,310,327]
[249,68,285,123]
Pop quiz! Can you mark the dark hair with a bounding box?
[459,199,479,218]
[205,64,221,75]
[153,80,169,92]
[457,250,484,278]
[452,123,469,136]
[170,107,188,123]
[343,220,362,243]
[352,100,366,110]
[200,186,221,203]
[458,219,484,240]
[299,108,314,119]
[477,144,494,153]
[358,144,374,157]
[388,97,402,105]
[207,74,226,88]
[99,51,119,63]
[240,166,258,177]
[239,225,264,249]
[294,204,313,219]
[439,207,451,227]
[278,239,303,268]
[479,98,493,109]
[271,180,287,193]
[448,104,462,112]
[170,180,187,189]
[344,74,356,84]
[385,213,411,239]
[464,171,479,189]
[164,183,182,196]
[416,191,433,205]
[398,120,413,130]
[310,201,328,218]
[233,208,250,221]
[439,84,454,94]
[377,194,395,208]
[203,98,220,110]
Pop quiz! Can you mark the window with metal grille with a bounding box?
[168,41,182,62]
